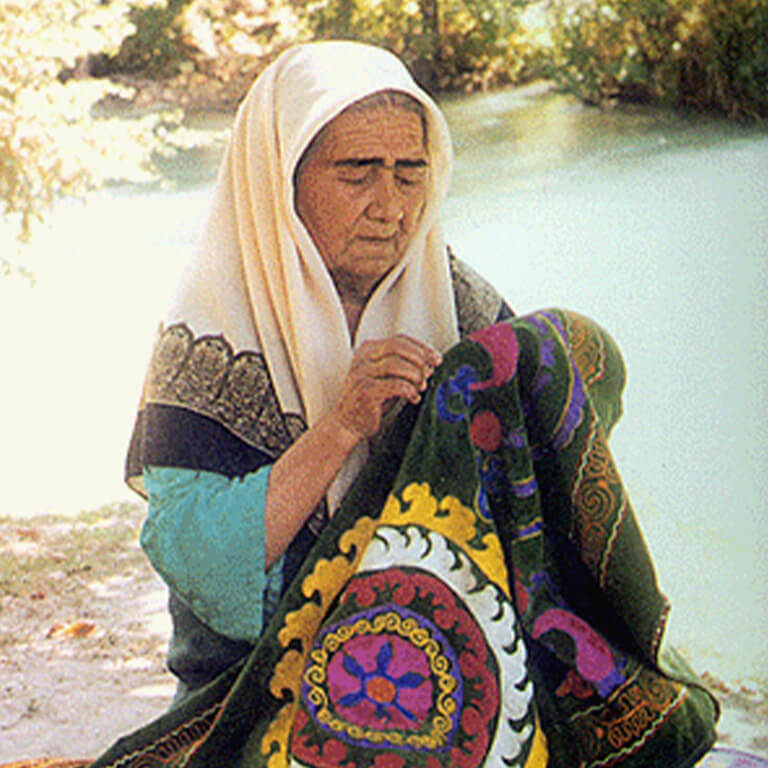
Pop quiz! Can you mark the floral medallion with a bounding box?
[289,524,535,768]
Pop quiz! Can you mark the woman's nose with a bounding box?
[367,170,402,222]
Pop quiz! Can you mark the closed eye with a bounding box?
[396,169,426,186]
[337,168,371,184]
[339,174,370,185]
[336,162,427,187]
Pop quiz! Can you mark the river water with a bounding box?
[1,84,766,689]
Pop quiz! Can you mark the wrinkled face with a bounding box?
[294,103,429,299]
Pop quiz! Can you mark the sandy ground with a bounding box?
[0,504,174,763]
[1,502,766,764]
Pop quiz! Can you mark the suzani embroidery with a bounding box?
[571,668,688,767]
[286,491,538,768]
[83,309,715,768]
[571,420,624,584]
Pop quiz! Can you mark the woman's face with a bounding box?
[295,104,429,300]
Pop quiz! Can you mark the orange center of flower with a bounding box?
[366,676,397,703]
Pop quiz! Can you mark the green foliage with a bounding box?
[3,0,765,280]
[107,0,195,76]
[0,0,223,276]
[0,0,131,270]
[549,0,768,118]
[303,0,546,91]
[678,0,768,116]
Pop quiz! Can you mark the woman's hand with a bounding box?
[329,334,443,441]
[266,334,441,567]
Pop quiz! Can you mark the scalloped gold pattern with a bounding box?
[143,323,306,457]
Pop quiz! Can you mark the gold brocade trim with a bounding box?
[563,311,608,389]
[303,611,457,749]
[100,702,222,768]
[142,323,306,457]
[570,666,686,767]
[571,420,623,585]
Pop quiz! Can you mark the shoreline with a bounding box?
[97,63,260,117]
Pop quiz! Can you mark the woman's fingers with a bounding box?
[358,334,442,365]
[354,335,442,376]
[363,356,430,390]
[333,334,444,439]
[370,376,423,406]
[358,334,443,394]
[333,375,421,438]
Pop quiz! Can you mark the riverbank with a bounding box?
[0,502,766,763]
[83,0,768,122]
[98,55,270,115]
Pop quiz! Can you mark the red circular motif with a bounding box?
[469,410,503,452]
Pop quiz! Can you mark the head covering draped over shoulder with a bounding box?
[134,41,459,507]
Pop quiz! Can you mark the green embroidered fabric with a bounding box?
[90,309,717,768]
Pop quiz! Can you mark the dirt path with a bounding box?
[1,503,766,763]
[0,504,173,763]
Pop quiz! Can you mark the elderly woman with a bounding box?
[126,40,512,699]
[113,41,717,768]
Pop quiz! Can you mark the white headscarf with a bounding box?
[165,41,459,507]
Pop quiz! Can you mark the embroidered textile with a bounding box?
[87,309,717,768]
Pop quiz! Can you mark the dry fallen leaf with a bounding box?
[47,621,98,639]
[16,527,43,541]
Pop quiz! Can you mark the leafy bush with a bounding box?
[1,0,129,259]
[0,0,202,276]
[549,0,768,118]
[677,0,768,116]
[107,0,196,76]
[303,0,547,91]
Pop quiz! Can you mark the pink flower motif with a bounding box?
[336,640,427,723]
[468,323,519,392]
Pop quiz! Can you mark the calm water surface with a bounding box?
[2,84,766,687]
[440,86,768,689]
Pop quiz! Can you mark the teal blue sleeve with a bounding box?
[141,464,273,642]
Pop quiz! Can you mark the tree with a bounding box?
[0,0,214,277]
[303,0,540,92]
[548,0,768,117]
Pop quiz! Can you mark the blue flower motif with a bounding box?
[337,641,426,722]
[477,454,515,518]
[436,364,477,424]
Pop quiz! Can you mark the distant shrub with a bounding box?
[549,0,768,118]
[102,0,195,77]
[303,0,547,91]
[678,0,768,116]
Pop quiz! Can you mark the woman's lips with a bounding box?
[356,234,397,243]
